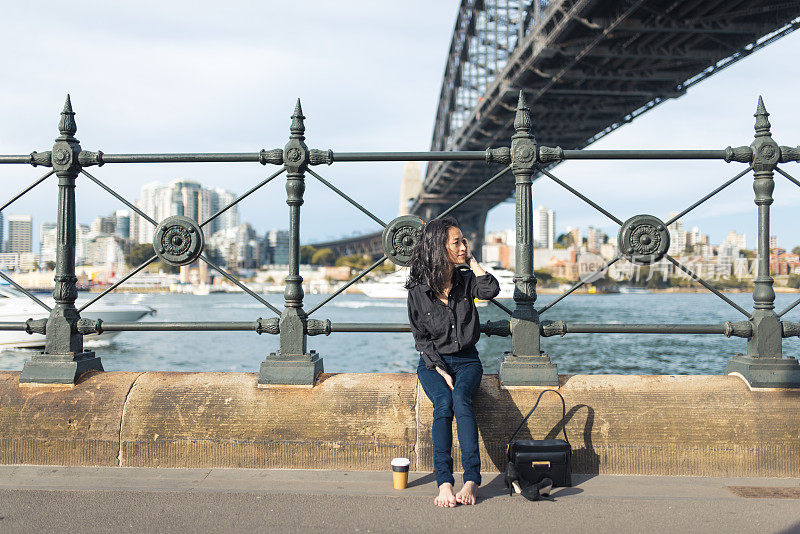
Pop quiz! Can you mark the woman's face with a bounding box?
[445,226,468,265]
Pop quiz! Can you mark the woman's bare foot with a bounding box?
[455,481,478,505]
[435,483,457,507]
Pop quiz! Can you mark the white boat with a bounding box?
[358,269,409,299]
[618,287,650,294]
[358,265,517,301]
[0,285,156,349]
[484,266,516,300]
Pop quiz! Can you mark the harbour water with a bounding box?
[3,291,800,375]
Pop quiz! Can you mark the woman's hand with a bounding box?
[464,240,487,276]
[435,366,454,390]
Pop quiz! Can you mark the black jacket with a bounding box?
[407,267,500,372]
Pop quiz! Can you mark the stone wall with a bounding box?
[1,371,798,476]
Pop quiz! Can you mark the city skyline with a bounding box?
[4,197,799,259]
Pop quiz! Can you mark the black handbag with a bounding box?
[505,389,572,500]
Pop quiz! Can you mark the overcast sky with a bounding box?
[1,2,799,250]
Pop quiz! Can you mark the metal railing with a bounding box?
[1,93,799,387]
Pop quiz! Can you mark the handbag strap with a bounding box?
[507,389,570,457]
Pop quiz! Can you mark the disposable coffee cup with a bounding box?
[391,457,410,490]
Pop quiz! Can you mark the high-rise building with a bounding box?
[76,224,90,265]
[687,226,705,248]
[42,224,90,265]
[90,215,116,236]
[132,181,166,244]
[207,223,263,270]
[770,235,778,251]
[266,229,290,265]
[566,226,581,249]
[115,210,130,239]
[724,231,746,250]
[398,162,422,216]
[0,212,4,252]
[587,226,603,253]
[39,222,57,266]
[171,180,209,223]
[131,180,238,244]
[209,187,239,236]
[534,206,555,249]
[667,214,686,256]
[7,214,32,254]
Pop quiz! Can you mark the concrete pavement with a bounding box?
[0,466,799,533]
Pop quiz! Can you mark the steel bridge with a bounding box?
[410,0,800,252]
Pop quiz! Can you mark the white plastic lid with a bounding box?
[391,457,410,467]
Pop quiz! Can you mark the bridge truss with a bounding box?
[416,0,800,222]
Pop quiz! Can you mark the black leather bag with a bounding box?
[505,389,572,499]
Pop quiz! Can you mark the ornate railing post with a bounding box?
[259,100,323,385]
[726,97,800,387]
[498,92,558,386]
[20,96,103,384]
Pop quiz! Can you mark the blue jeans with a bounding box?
[417,349,483,487]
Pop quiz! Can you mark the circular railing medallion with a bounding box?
[382,215,424,266]
[153,215,204,266]
[617,214,670,264]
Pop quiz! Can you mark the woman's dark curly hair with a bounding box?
[404,216,460,295]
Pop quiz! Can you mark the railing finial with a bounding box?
[290,98,305,138]
[754,96,771,138]
[513,90,532,134]
[58,94,77,139]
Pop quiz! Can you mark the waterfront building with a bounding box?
[724,230,746,250]
[132,182,166,244]
[734,257,751,278]
[771,251,800,275]
[483,229,516,269]
[39,223,57,266]
[179,260,209,285]
[565,226,581,249]
[534,206,555,249]
[686,226,708,248]
[717,240,740,276]
[86,235,127,269]
[667,214,686,256]
[587,226,603,253]
[6,214,32,254]
[76,224,90,266]
[599,242,618,261]
[90,215,116,236]
[770,235,778,251]
[0,253,19,270]
[578,252,607,280]
[0,212,4,252]
[266,229,290,265]
[208,188,239,237]
[115,210,130,239]
[208,223,264,270]
[18,252,37,272]
[533,247,572,271]
[483,232,513,269]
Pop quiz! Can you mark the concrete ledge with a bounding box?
[120,372,417,469]
[0,371,141,466]
[422,374,800,477]
[1,371,799,476]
